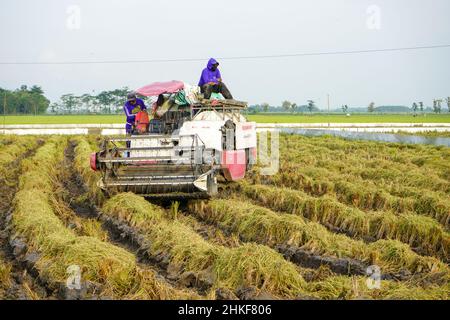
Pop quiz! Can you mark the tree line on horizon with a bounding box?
[0,86,131,115]
[49,88,130,114]
[249,98,450,114]
[1,85,449,115]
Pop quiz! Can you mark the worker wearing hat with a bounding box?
[123,92,147,135]
[198,58,233,99]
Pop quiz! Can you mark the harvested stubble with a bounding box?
[189,198,449,276]
[50,194,109,241]
[0,136,40,179]
[252,162,450,229]
[72,137,105,205]
[0,257,12,298]
[280,152,450,201]
[12,138,194,299]
[335,180,449,228]
[102,193,307,299]
[280,137,438,180]
[305,275,449,300]
[0,136,48,300]
[239,183,449,261]
[176,212,241,248]
[0,136,19,150]
[0,137,11,146]
[283,139,450,227]
[280,134,450,184]
[281,139,450,192]
[50,140,109,241]
[188,199,449,299]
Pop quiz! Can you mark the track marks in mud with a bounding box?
[0,138,48,299]
[52,141,108,241]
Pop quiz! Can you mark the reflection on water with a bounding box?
[280,129,450,147]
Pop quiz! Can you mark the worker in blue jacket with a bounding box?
[123,92,147,134]
[198,58,233,99]
[123,92,147,156]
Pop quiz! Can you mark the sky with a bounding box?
[0,0,449,108]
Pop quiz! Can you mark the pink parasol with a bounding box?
[135,80,184,97]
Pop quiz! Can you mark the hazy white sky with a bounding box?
[0,0,449,108]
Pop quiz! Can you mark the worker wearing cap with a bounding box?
[123,92,147,134]
[198,58,233,99]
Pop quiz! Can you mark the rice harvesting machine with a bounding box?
[90,81,257,199]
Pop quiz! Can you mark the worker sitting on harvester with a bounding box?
[198,58,233,100]
[123,92,147,134]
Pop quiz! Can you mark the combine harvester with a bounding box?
[90,81,257,199]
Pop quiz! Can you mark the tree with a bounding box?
[341,105,348,113]
[91,95,101,114]
[446,97,450,113]
[418,102,424,112]
[368,102,375,113]
[437,99,442,113]
[30,85,44,95]
[96,91,115,114]
[248,105,261,114]
[281,100,292,112]
[61,94,77,114]
[433,99,442,114]
[261,102,270,113]
[290,103,297,113]
[80,94,92,113]
[0,85,49,115]
[412,102,418,114]
[109,87,129,114]
[307,100,315,113]
[49,103,56,113]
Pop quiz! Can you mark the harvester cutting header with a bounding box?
[90,60,257,199]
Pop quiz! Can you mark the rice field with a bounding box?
[0,133,449,300]
[2,113,450,125]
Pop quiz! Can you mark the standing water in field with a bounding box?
[279,129,450,147]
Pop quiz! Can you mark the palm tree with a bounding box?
[341,105,348,113]
[307,100,315,113]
